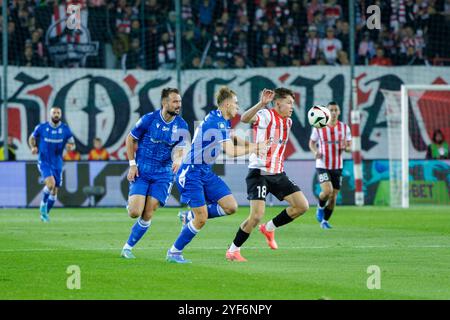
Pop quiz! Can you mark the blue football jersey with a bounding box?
[185,109,231,169]
[32,122,74,168]
[130,109,188,176]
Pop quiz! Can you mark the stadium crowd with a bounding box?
[0,0,449,70]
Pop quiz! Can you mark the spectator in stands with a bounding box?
[399,46,430,65]
[323,0,342,28]
[320,27,342,65]
[124,38,145,70]
[255,44,274,67]
[129,17,141,42]
[63,149,81,161]
[5,0,449,69]
[301,51,313,66]
[278,46,293,66]
[181,0,193,21]
[187,55,202,69]
[31,29,46,64]
[290,1,308,35]
[357,32,376,65]
[0,137,18,161]
[306,0,324,25]
[337,50,349,65]
[182,19,202,64]
[231,29,248,58]
[370,47,393,66]
[21,40,44,67]
[292,58,301,66]
[157,31,176,69]
[305,25,321,64]
[88,138,109,161]
[426,129,449,159]
[336,21,350,53]
[281,19,301,57]
[198,0,216,34]
[312,10,327,38]
[378,26,398,61]
[232,54,249,69]
[203,55,215,69]
[210,22,233,68]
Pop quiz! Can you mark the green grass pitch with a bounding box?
[0,206,449,300]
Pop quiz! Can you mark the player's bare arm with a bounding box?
[222,140,269,157]
[231,133,250,147]
[309,139,322,159]
[343,140,351,153]
[126,133,139,182]
[65,137,76,151]
[172,146,186,174]
[240,89,274,124]
[28,134,38,155]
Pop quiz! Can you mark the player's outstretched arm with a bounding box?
[231,134,250,147]
[342,140,351,153]
[222,140,269,158]
[172,146,186,174]
[28,134,38,155]
[309,139,322,159]
[66,137,76,151]
[126,134,139,182]
[240,89,274,124]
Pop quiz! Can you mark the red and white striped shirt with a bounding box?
[249,108,292,174]
[310,121,351,170]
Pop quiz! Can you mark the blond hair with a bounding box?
[216,86,236,106]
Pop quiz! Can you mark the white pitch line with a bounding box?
[1,245,450,253]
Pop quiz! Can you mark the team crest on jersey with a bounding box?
[218,122,226,129]
[172,125,178,133]
[58,128,63,134]
[156,123,161,128]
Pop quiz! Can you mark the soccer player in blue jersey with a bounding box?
[166,86,268,264]
[28,106,75,222]
[121,88,189,259]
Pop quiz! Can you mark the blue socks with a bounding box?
[47,194,56,213]
[125,218,151,248]
[206,203,227,219]
[186,203,227,222]
[41,186,50,206]
[169,205,226,253]
[171,221,199,252]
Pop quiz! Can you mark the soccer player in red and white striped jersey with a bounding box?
[226,88,309,262]
[309,102,351,229]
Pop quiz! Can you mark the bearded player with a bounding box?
[28,106,75,222]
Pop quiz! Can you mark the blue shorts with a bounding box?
[129,174,173,207]
[38,162,63,187]
[176,165,232,208]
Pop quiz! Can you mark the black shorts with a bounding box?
[316,168,343,190]
[246,169,301,201]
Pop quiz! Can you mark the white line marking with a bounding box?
[1,245,449,253]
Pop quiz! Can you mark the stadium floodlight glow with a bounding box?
[383,84,450,208]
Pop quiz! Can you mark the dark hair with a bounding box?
[216,86,236,106]
[432,129,445,143]
[274,88,294,101]
[161,88,179,101]
[94,137,102,143]
[327,101,339,106]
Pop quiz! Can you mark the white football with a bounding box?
[308,105,331,128]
